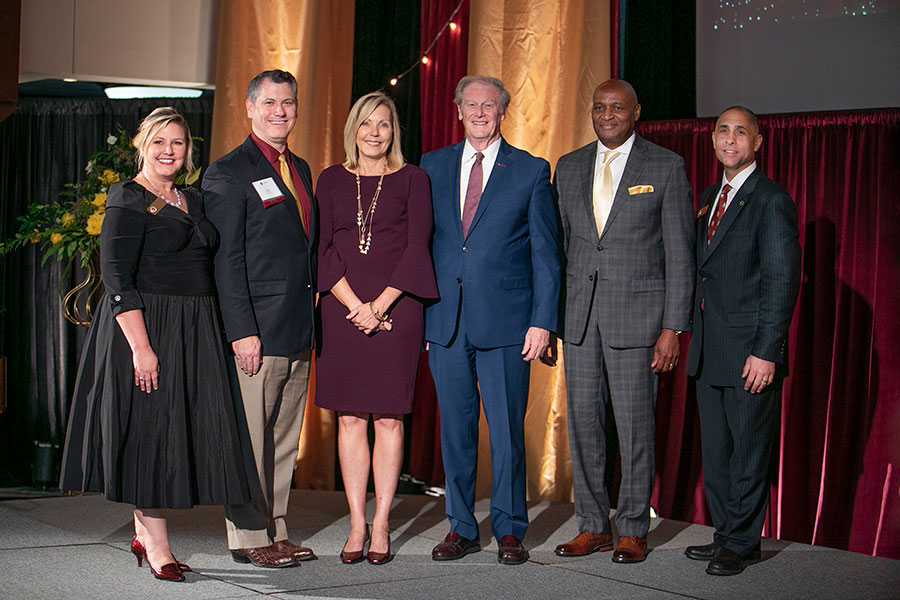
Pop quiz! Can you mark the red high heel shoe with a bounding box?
[131,537,191,571]
[130,536,186,581]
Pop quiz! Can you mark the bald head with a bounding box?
[594,79,639,105]
[591,79,641,149]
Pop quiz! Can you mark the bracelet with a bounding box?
[369,302,388,323]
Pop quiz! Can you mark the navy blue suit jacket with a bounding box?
[685,169,801,386]
[420,138,560,348]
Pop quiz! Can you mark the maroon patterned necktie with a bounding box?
[706,183,732,246]
[461,152,484,237]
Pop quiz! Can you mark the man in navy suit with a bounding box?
[421,76,560,565]
[684,106,801,575]
[203,70,317,568]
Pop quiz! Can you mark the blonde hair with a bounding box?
[132,107,195,176]
[342,92,405,170]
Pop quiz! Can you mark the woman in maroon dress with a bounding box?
[316,92,437,565]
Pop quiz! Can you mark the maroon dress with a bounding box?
[315,164,438,414]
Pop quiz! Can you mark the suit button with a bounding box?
[596,244,603,251]
[588,274,594,281]
[456,277,462,284]
[462,246,468,252]
[113,294,122,302]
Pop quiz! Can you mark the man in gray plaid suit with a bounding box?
[553,79,695,563]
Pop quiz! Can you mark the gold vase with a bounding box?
[62,254,103,327]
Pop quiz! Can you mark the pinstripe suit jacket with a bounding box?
[685,169,801,386]
[555,135,695,348]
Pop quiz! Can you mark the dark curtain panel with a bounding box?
[621,0,695,120]
[0,97,213,486]
[639,109,900,558]
[352,0,422,164]
[407,0,471,487]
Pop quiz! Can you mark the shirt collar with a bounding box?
[251,132,289,166]
[463,136,502,164]
[722,161,757,193]
[597,132,636,159]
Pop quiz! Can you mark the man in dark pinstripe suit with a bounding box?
[684,106,801,576]
[553,79,695,564]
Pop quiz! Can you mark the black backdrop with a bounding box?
[0,97,213,485]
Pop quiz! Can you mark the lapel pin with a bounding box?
[497,162,506,168]
[739,200,745,206]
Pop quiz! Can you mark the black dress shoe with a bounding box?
[706,546,746,576]
[685,542,720,561]
[497,535,529,565]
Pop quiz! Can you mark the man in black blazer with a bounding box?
[203,70,317,568]
[684,106,801,575]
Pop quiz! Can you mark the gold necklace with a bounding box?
[356,165,386,255]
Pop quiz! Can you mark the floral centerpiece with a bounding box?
[1,126,201,325]
[0,126,200,267]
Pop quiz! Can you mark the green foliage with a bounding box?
[0,126,202,267]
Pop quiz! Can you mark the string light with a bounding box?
[388,0,465,86]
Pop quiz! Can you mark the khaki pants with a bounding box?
[225,351,310,549]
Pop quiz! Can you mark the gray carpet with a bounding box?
[0,490,896,599]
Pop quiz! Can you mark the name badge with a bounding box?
[252,177,285,208]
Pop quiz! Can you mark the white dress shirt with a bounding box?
[594,132,637,198]
[459,137,502,216]
[709,162,757,227]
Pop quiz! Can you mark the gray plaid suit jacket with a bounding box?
[555,135,695,347]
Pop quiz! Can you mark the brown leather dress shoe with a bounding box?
[432,532,481,561]
[497,535,529,565]
[231,544,298,568]
[555,532,614,557]
[272,539,317,562]
[611,536,648,563]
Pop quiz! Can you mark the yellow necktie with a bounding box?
[593,150,620,237]
[278,154,305,231]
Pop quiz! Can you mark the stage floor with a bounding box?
[0,489,896,599]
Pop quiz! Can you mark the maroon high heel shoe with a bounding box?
[366,532,392,565]
[130,536,187,581]
[131,537,191,571]
[340,524,370,564]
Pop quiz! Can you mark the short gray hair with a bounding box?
[454,76,510,113]
[247,69,298,102]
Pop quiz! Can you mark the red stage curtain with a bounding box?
[640,109,900,558]
[408,0,470,486]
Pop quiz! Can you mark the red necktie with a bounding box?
[706,183,731,246]
[461,152,484,237]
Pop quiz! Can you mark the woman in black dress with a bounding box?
[316,92,437,564]
[60,108,251,581]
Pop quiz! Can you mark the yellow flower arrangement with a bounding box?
[85,211,105,236]
[98,169,120,185]
[1,126,201,267]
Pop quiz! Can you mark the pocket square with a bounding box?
[697,205,709,218]
[628,185,653,195]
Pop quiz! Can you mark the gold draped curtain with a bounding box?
[469,0,610,501]
[209,0,357,490]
